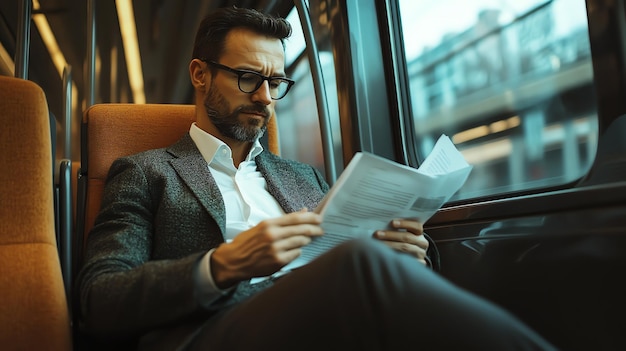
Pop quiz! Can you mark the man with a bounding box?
[77,6,556,350]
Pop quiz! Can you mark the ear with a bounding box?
[189,59,207,92]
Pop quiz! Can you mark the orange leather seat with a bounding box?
[75,103,279,264]
[0,76,72,350]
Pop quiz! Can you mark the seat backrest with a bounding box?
[0,76,72,350]
[77,103,280,252]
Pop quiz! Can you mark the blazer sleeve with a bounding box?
[76,156,209,340]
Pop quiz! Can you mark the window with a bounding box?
[275,5,340,177]
[399,0,597,199]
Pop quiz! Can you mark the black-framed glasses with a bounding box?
[201,59,295,100]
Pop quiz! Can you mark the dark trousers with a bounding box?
[187,238,557,350]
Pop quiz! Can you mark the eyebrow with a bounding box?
[237,66,287,78]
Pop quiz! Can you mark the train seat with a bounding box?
[67,99,283,349]
[0,75,72,350]
[75,103,279,271]
[73,104,279,349]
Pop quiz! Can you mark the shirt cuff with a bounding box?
[194,249,234,308]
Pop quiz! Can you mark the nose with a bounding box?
[251,80,272,105]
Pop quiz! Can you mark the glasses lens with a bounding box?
[269,79,290,99]
[236,70,292,100]
[238,72,263,93]
[270,78,290,100]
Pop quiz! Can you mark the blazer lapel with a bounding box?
[257,153,317,213]
[167,135,227,234]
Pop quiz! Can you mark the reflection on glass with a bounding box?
[275,7,326,175]
[275,57,326,174]
[277,5,339,178]
[399,0,597,199]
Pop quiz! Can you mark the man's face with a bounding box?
[202,28,286,143]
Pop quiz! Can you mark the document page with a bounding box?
[280,134,472,273]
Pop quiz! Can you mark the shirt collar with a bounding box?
[189,122,264,166]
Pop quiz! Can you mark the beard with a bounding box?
[202,81,270,142]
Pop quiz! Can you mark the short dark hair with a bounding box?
[192,6,292,63]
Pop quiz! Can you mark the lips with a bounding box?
[240,110,269,119]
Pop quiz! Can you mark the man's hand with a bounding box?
[211,210,323,289]
[373,219,429,265]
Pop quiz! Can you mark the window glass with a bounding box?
[275,6,327,175]
[399,0,597,199]
[275,58,325,173]
[276,5,341,178]
[284,7,307,66]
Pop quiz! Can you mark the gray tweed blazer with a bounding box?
[77,134,329,340]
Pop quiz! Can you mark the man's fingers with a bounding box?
[263,211,323,227]
[275,234,313,252]
[391,219,423,234]
[375,230,428,249]
[255,212,324,241]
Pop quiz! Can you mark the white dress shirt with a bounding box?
[189,123,285,306]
